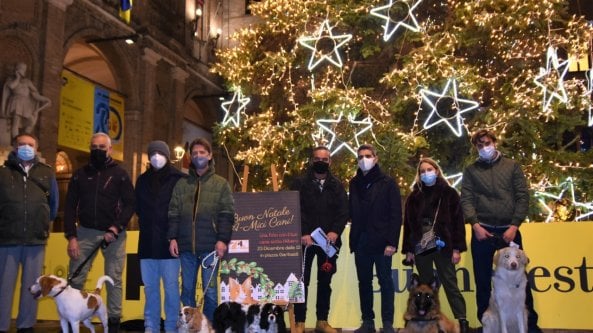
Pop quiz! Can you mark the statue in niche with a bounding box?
[1,62,51,138]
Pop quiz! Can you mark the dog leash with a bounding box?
[67,239,108,285]
[197,250,219,307]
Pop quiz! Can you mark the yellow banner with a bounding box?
[11,223,593,329]
[58,70,125,160]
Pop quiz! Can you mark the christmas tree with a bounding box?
[211,0,593,221]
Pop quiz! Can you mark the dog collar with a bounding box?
[53,286,67,297]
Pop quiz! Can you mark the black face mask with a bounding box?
[90,149,108,168]
[312,161,329,174]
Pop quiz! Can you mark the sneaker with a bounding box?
[315,320,337,333]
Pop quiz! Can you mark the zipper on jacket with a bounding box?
[23,174,28,234]
[192,180,202,255]
[94,171,101,229]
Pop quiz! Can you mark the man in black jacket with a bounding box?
[64,132,135,333]
[290,146,348,333]
[460,129,541,333]
[0,133,58,333]
[349,144,402,333]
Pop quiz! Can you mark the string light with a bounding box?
[298,19,353,71]
[585,68,593,126]
[315,112,373,157]
[419,78,480,137]
[370,0,423,41]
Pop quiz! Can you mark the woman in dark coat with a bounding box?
[402,157,469,333]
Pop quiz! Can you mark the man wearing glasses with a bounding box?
[460,129,542,333]
[349,144,402,333]
[289,146,348,333]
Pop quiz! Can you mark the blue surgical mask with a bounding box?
[420,171,437,186]
[192,156,209,169]
[17,145,35,161]
[478,145,496,160]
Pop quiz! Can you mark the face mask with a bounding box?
[478,145,496,160]
[358,157,376,172]
[312,161,329,174]
[90,149,108,167]
[192,156,209,169]
[150,153,167,170]
[420,171,437,186]
[17,145,35,161]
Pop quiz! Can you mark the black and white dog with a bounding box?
[213,302,286,333]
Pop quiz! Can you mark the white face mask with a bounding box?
[358,157,376,172]
[478,145,496,160]
[150,153,167,170]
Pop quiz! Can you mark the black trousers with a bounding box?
[294,245,337,322]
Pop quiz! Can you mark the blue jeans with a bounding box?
[354,250,394,326]
[179,251,218,322]
[140,259,180,332]
[0,245,45,331]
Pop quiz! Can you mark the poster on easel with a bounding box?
[219,191,304,305]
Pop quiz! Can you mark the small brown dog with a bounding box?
[400,273,458,333]
[178,306,214,333]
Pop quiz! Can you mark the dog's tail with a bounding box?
[95,275,114,293]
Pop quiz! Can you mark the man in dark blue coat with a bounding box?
[349,144,402,333]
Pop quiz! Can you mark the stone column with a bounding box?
[139,47,161,154]
[39,0,73,165]
[124,110,141,182]
[170,67,189,147]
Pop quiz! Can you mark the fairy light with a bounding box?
[315,112,373,157]
[221,89,251,127]
[533,46,569,114]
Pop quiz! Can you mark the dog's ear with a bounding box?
[40,276,58,296]
[521,250,530,266]
[429,273,441,291]
[408,273,420,291]
[493,249,501,266]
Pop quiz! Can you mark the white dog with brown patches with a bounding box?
[178,306,214,333]
[481,246,529,333]
[29,274,113,333]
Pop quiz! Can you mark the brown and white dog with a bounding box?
[178,306,214,333]
[482,246,529,333]
[401,273,458,333]
[29,274,113,333]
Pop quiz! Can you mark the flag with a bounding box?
[119,0,133,24]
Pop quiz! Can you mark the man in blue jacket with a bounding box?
[0,133,58,333]
[349,144,402,333]
[64,132,135,333]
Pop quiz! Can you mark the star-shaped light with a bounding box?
[533,46,569,114]
[419,78,479,137]
[585,69,593,126]
[298,20,352,71]
[533,177,593,222]
[315,112,373,157]
[444,172,463,190]
[370,0,423,41]
[221,89,250,127]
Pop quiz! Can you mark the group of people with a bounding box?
[0,128,542,333]
[292,129,541,333]
[0,133,233,333]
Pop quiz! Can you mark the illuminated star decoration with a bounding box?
[533,46,569,114]
[419,78,479,137]
[315,112,373,157]
[585,68,593,126]
[370,0,423,41]
[221,89,250,127]
[298,20,353,71]
[444,172,463,189]
[534,177,593,222]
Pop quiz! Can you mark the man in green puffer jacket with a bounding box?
[167,137,234,322]
[0,133,58,333]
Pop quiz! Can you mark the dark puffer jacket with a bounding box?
[460,154,529,227]
[0,152,58,245]
[289,167,349,247]
[402,178,466,255]
[136,164,185,259]
[167,164,234,254]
